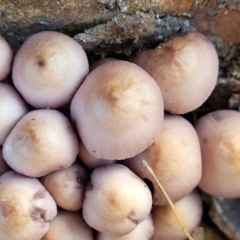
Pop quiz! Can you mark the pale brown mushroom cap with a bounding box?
[71,60,164,160]
[41,162,89,211]
[125,114,202,205]
[12,31,89,108]
[0,36,13,81]
[0,82,29,145]
[131,31,218,114]
[151,190,202,240]
[0,171,57,240]
[3,109,79,177]
[82,164,152,237]
[42,209,94,240]
[195,109,240,198]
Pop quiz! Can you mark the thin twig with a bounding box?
[142,160,195,240]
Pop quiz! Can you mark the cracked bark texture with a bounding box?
[1,0,240,54]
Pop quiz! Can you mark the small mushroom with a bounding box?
[125,114,202,205]
[195,109,240,198]
[82,164,152,236]
[71,60,164,160]
[3,109,79,177]
[12,31,89,109]
[151,190,203,240]
[41,162,89,211]
[131,32,218,114]
[41,209,94,240]
[0,171,57,240]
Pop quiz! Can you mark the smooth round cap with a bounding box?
[12,31,89,108]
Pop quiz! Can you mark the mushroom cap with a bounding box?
[131,31,218,114]
[42,209,94,240]
[82,164,152,236]
[41,162,88,211]
[125,114,202,205]
[195,109,240,198]
[71,60,164,160]
[151,190,202,240]
[0,36,13,81]
[3,109,79,177]
[0,171,57,240]
[0,82,29,145]
[12,31,89,108]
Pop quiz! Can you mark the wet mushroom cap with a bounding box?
[0,36,13,81]
[195,109,240,198]
[3,109,79,177]
[131,31,218,114]
[0,171,57,240]
[71,60,164,160]
[12,31,89,109]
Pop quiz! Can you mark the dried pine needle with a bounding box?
[142,159,196,240]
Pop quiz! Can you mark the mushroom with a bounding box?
[0,82,29,145]
[0,36,13,81]
[151,190,202,240]
[41,162,89,211]
[96,214,154,240]
[131,31,218,114]
[124,114,202,205]
[71,60,164,160]
[82,164,152,236]
[12,31,89,109]
[0,171,57,240]
[41,209,94,240]
[3,109,79,177]
[195,109,240,198]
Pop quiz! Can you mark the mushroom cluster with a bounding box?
[0,29,224,239]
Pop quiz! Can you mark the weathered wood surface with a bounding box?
[1,0,240,53]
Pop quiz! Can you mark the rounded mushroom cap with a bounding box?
[42,209,94,240]
[195,109,240,198]
[41,162,89,211]
[0,171,57,240]
[151,190,202,240]
[0,82,29,145]
[131,31,218,114]
[3,109,79,177]
[96,214,154,240]
[0,36,13,81]
[125,114,202,205]
[12,31,89,109]
[71,60,164,160]
[82,164,152,237]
